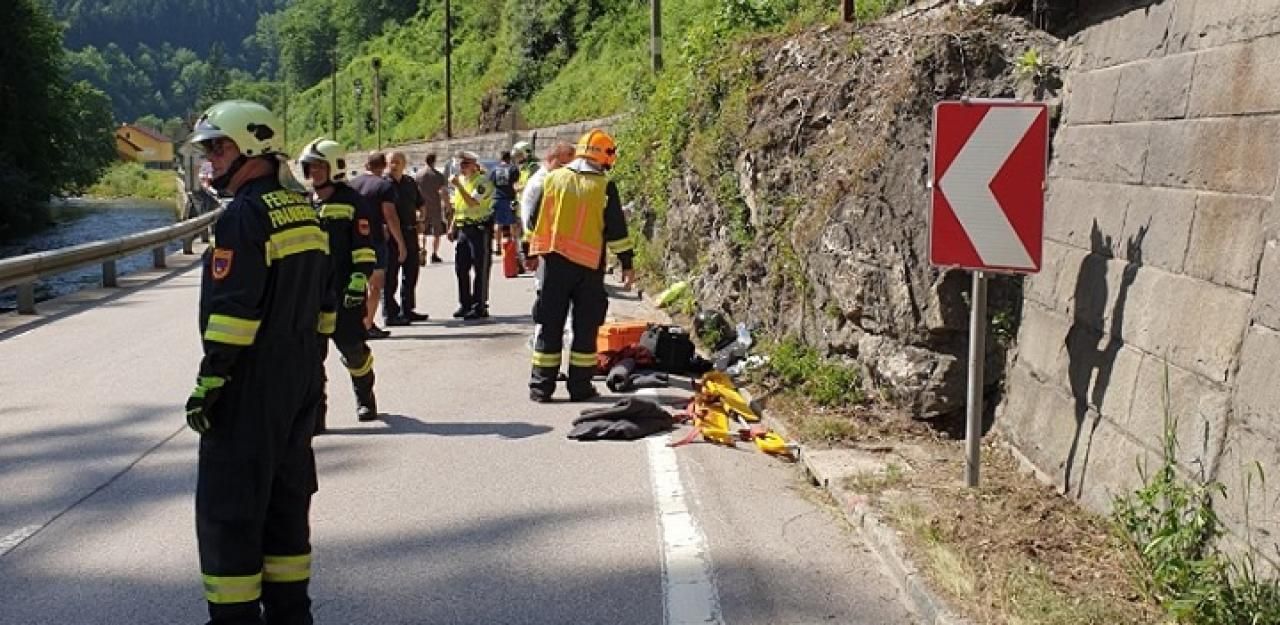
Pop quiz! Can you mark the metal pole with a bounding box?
[965,270,988,487]
[444,0,453,139]
[153,246,167,269]
[650,0,663,72]
[842,0,855,22]
[373,58,383,149]
[354,80,363,149]
[102,260,118,287]
[17,283,35,314]
[331,49,338,136]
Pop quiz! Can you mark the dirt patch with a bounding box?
[760,391,1162,624]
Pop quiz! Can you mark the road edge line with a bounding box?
[646,435,725,625]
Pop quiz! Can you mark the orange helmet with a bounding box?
[575,128,617,168]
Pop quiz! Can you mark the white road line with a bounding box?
[0,525,41,558]
[647,436,725,625]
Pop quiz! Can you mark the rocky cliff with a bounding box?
[641,6,1060,420]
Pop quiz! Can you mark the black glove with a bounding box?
[185,375,227,434]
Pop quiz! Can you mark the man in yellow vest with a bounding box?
[526,129,635,402]
[447,150,495,320]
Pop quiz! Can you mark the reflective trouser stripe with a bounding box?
[531,351,562,367]
[204,314,261,346]
[267,225,329,263]
[263,554,311,583]
[569,351,597,368]
[318,311,337,335]
[347,352,374,377]
[352,248,377,264]
[204,572,262,604]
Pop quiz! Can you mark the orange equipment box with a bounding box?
[597,321,651,353]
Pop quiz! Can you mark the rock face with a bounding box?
[646,9,1060,421]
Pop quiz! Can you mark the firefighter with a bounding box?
[526,129,635,402]
[299,138,380,429]
[185,99,329,625]
[447,150,495,320]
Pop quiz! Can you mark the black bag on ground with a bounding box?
[639,325,706,374]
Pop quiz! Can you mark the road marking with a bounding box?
[0,525,41,558]
[647,436,724,625]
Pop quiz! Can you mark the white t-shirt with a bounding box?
[520,165,551,231]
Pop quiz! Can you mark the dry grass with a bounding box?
[761,392,1162,625]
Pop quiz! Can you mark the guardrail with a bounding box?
[0,208,222,314]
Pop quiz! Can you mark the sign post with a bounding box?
[930,99,1049,487]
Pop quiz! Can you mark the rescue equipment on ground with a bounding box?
[502,236,520,278]
[671,372,794,458]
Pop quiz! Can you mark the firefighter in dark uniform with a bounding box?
[526,129,635,402]
[299,138,380,429]
[185,100,329,625]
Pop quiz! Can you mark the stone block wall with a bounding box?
[999,0,1280,564]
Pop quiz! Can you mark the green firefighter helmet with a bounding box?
[299,138,347,181]
[188,100,284,158]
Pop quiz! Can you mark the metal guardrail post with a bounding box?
[152,247,167,269]
[201,227,210,243]
[17,284,35,315]
[183,236,194,255]
[103,261,118,287]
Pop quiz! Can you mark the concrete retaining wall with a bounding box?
[346,115,622,171]
[999,0,1280,565]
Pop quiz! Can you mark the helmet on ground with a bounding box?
[188,100,284,158]
[575,129,617,168]
[299,138,347,182]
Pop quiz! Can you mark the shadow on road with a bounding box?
[323,414,552,439]
[375,330,527,342]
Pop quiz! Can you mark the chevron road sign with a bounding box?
[930,100,1049,273]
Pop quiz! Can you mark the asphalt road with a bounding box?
[0,242,915,625]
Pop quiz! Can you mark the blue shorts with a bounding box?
[373,241,389,270]
[492,198,517,227]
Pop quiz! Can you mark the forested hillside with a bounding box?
[48,0,285,126]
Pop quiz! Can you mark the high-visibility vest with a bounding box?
[528,167,608,270]
[451,172,493,224]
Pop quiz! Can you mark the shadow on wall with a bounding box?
[1063,219,1148,496]
[1041,0,1167,36]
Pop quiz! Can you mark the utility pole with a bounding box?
[372,57,383,149]
[444,0,453,138]
[842,0,855,23]
[650,0,662,72]
[330,49,338,137]
[353,78,363,150]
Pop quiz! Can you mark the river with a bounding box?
[0,199,181,312]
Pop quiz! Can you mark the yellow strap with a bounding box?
[318,311,337,335]
[266,225,329,262]
[203,572,262,604]
[346,352,374,377]
[531,351,562,367]
[204,314,261,346]
[352,248,377,264]
[263,554,311,583]
[569,351,597,367]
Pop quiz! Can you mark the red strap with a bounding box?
[669,425,701,448]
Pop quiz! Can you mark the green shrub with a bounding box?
[764,337,864,406]
[87,162,176,201]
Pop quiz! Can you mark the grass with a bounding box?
[843,462,907,493]
[764,337,864,407]
[86,162,176,201]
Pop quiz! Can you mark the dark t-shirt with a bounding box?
[415,167,447,223]
[348,173,396,244]
[385,173,422,232]
[488,162,521,202]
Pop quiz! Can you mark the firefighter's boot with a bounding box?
[353,371,377,421]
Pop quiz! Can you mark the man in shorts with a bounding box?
[487,150,522,256]
[415,153,450,264]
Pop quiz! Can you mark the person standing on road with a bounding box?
[300,138,381,428]
[349,153,406,339]
[447,150,494,320]
[519,141,576,270]
[184,99,328,624]
[526,130,634,402]
[415,153,450,264]
[382,151,428,325]
[488,150,523,257]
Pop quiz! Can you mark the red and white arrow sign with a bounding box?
[930,101,1048,273]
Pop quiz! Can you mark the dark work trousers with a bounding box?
[383,230,420,319]
[454,224,491,312]
[315,307,376,433]
[529,253,609,398]
[197,335,320,625]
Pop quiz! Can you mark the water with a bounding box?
[0,199,180,311]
